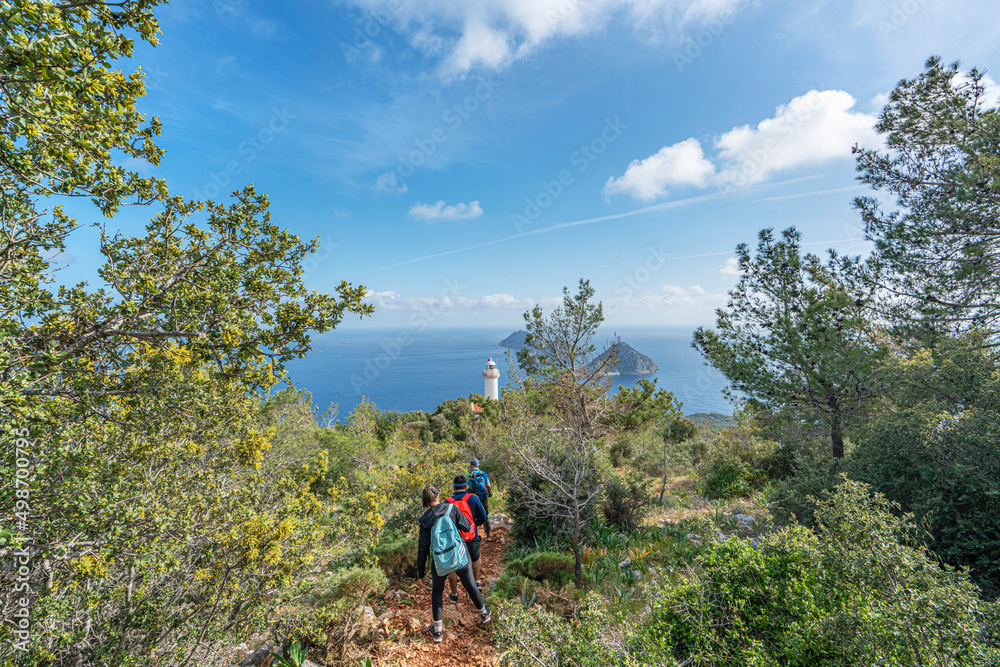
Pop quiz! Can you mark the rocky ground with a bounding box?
[367,525,509,667]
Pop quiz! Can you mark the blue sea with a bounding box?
[281,327,734,418]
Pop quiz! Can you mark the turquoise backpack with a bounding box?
[431,505,469,575]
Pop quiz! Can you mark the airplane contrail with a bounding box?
[358,175,829,276]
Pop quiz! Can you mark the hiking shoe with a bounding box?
[480,607,492,624]
[448,593,459,603]
[476,579,482,591]
[427,623,443,643]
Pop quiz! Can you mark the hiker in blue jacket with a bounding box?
[416,486,490,643]
[447,474,489,590]
[468,459,492,539]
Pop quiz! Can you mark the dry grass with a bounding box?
[644,474,773,538]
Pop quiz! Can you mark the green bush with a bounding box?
[616,429,708,477]
[508,551,575,587]
[608,436,634,467]
[309,566,388,609]
[601,470,653,531]
[770,437,840,526]
[701,456,756,499]
[700,426,779,499]
[494,594,637,667]
[634,480,1000,666]
[846,335,1000,597]
[523,551,575,586]
[507,470,599,545]
[372,531,418,580]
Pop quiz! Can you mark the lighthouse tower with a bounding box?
[483,358,500,401]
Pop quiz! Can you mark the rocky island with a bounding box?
[589,341,659,376]
[499,331,658,376]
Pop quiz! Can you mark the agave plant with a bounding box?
[269,640,307,667]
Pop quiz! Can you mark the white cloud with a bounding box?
[344,0,745,78]
[659,284,721,307]
[481,293,534,309]
[870,91,890,110]
[375,172,408,196]
[605,89,879,200]
[980,74,1000,108]
[606,284,724,311]
[442,19,512,78]
[364,290,405,310]
[714,89,878,187]
[719,256,740,277]
[363,290,560,314]
[955,72,1000,109]
[603,138,715,200]
[409,200,484,222]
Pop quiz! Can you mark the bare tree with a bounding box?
[479,388,603,588]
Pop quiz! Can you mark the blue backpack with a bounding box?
[431,505,469,575]
[468,470,488,501]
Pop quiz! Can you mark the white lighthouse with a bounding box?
[483,358,500,401]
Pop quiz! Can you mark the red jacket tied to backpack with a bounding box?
[445,493,477,542]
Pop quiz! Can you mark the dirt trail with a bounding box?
[370,525,509,667]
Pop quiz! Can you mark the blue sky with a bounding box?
[56,0,1000,330]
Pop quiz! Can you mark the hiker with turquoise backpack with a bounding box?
[416,485,491,643]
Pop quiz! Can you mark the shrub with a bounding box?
[507,469,599,546]
[523,551,575,586]
[846,336,1000,597]
[601,470,653,531]
[275,566,389,645]
[700,426,779,499]
[770,437,840,526]
[309,566,389,609]
[634,480,1000,666]
[507,551,575,587]
[372,531,418,580]
[608,436,634,467]
[701,456,756,499]
[494,594,636,667]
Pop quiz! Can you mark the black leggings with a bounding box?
[431,560,483,621]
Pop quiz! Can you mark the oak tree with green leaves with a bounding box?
[0,2,372,664]
[693,228,884,459]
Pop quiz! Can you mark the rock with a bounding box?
[589,342,659,376]
[735,514,755,526]
[750,537,761,550]
[405,616,422,634]
[716,532,728,543]
[302,662,323,667]
[685,533,700,541]
[378,610,394,622]
[444,607,465,628]
[242,646,278,667]
[499,330,529,348]
[633,570,642,579]
[445,631,458,641]
[618,557,632,568]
